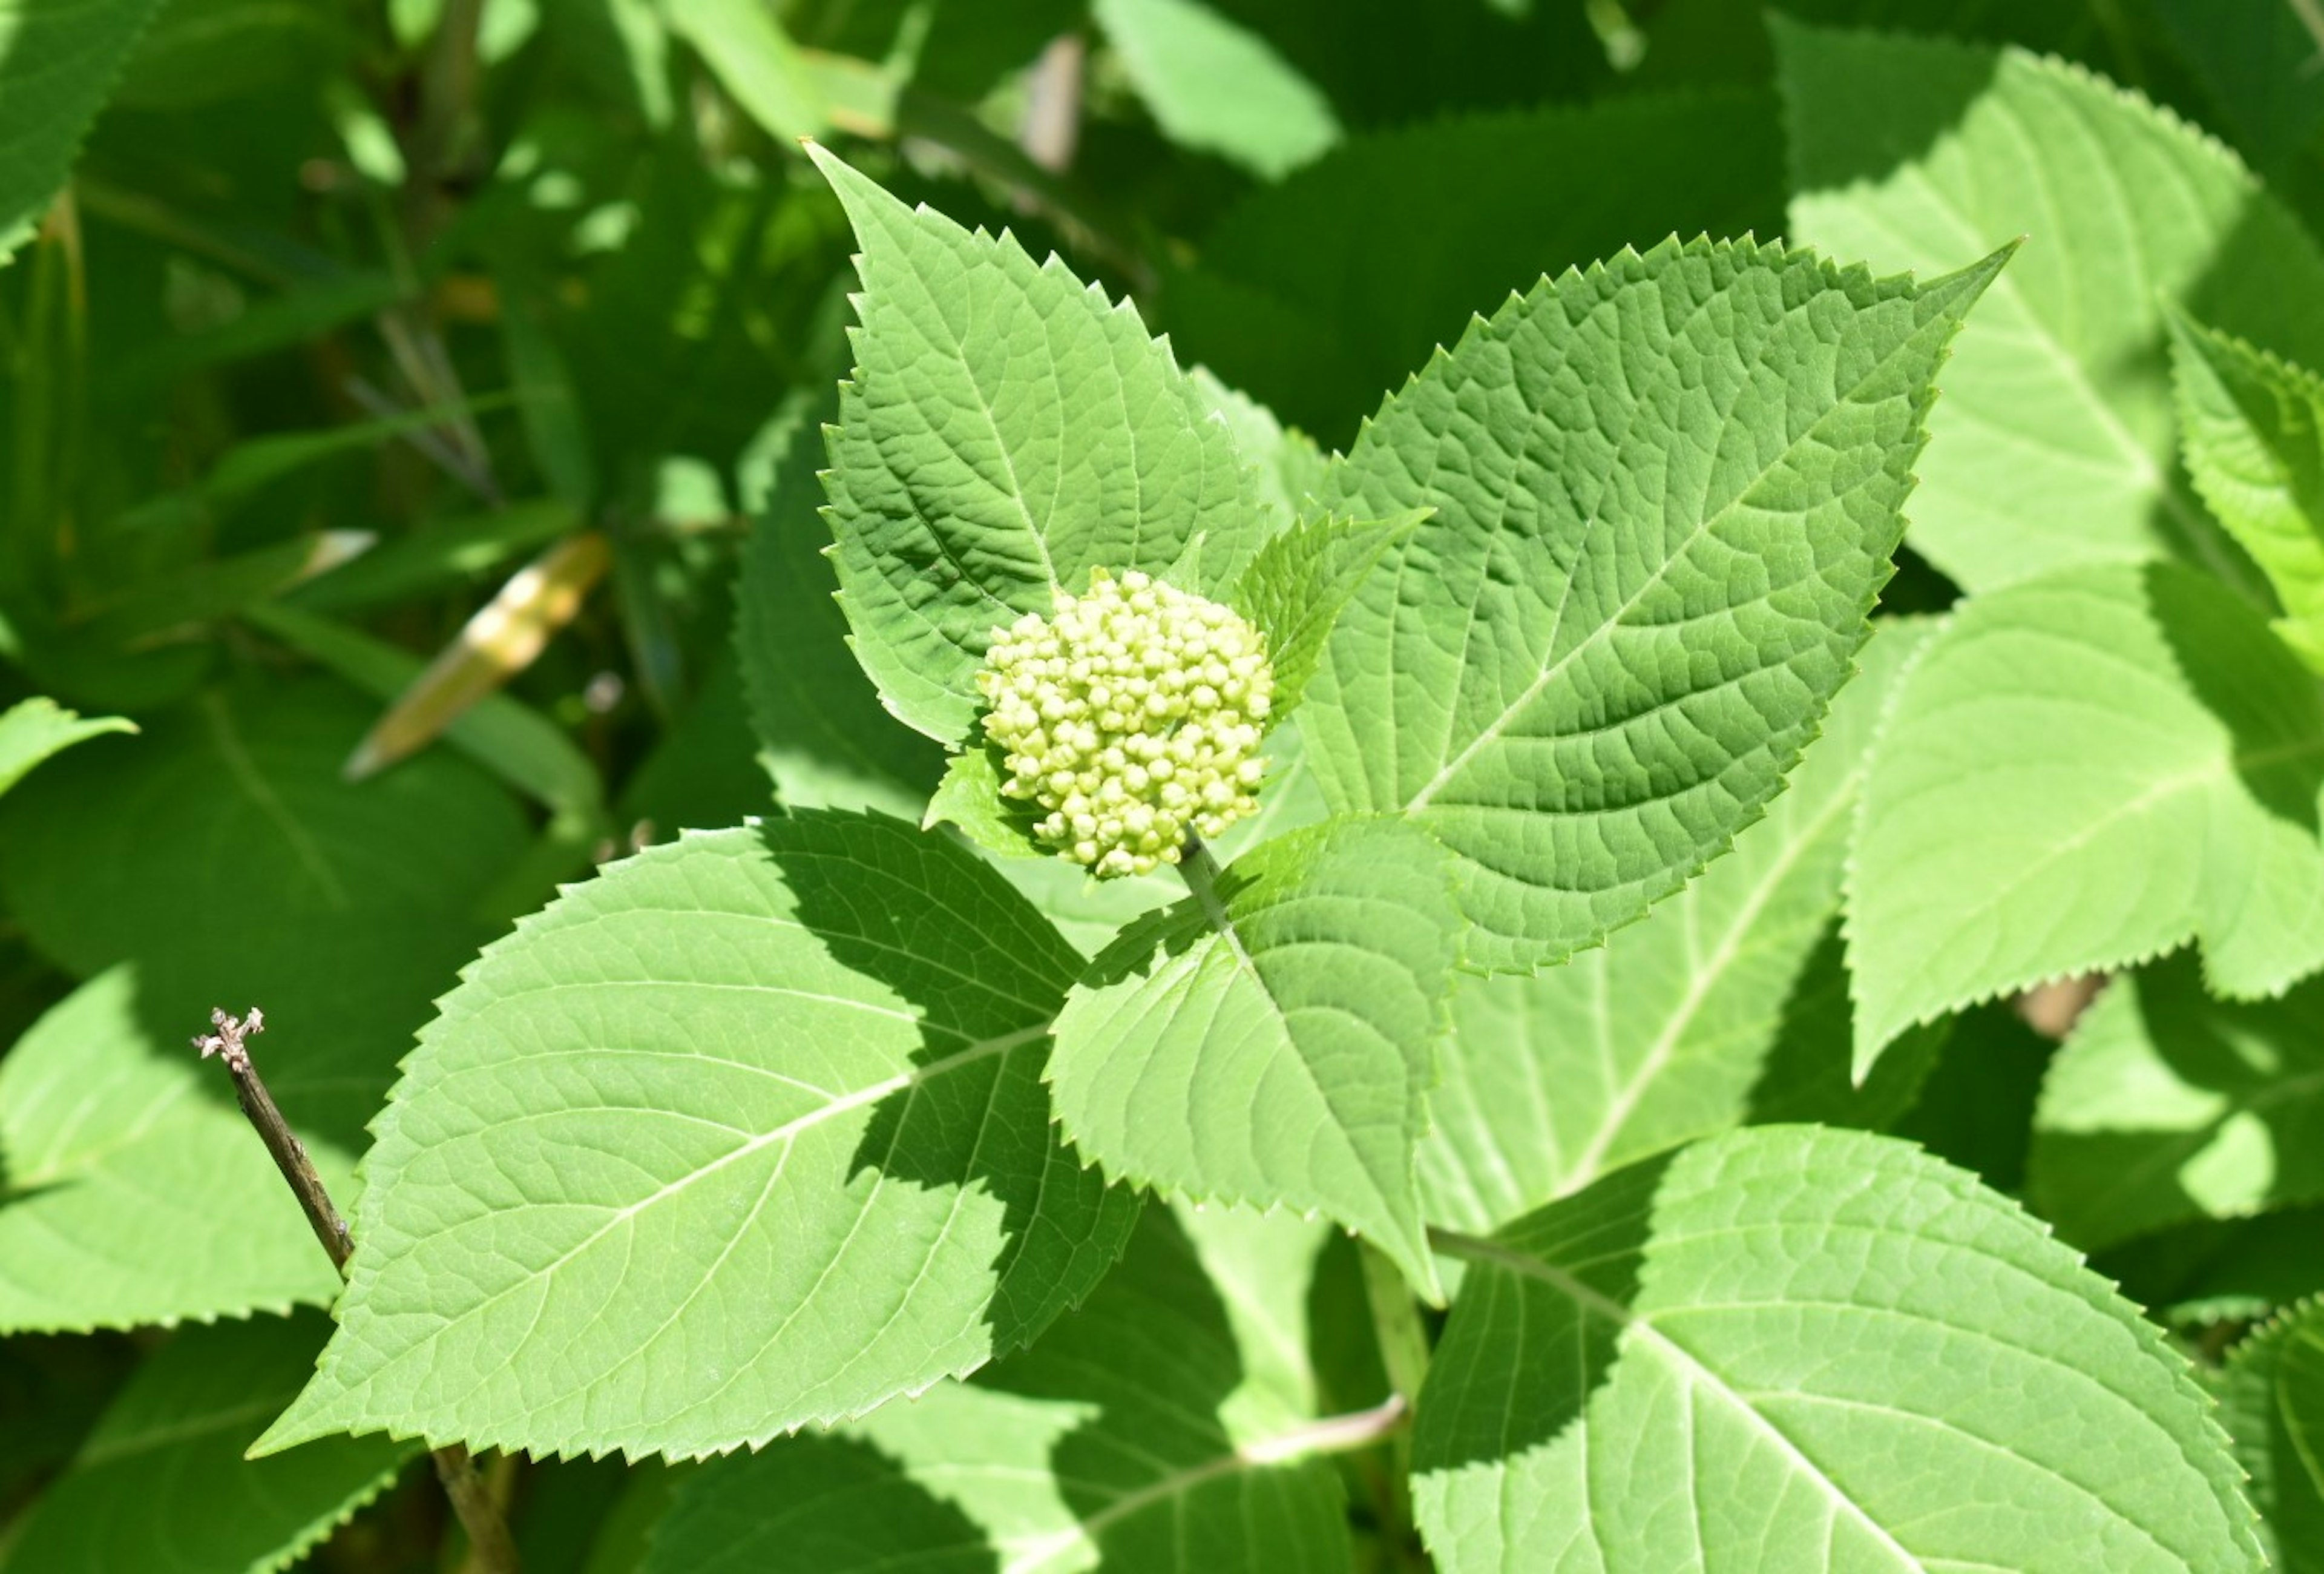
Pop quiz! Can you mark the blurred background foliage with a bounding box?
[2,0,2319,1566]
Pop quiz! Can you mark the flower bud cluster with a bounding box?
[977,568,1273,878]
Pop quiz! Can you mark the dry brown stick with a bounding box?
[195,1007,524,1574]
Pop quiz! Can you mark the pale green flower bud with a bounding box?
[979,567,1273,878]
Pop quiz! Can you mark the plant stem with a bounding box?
[1360,1241,1431,1410]
[195,1009,523,1574]
[1358,1240,1429,1556]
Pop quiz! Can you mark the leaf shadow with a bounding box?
[976,1207,1270,1536]
[1742,921,1945,1134]
[1414,1151,1674,1474]
[656,1207,1338,1566]
[2093,1200,2324,1322]
[649,1432,999,1573]
[2029,952,2324,1253]
[768,814,1141,1358]
[2145,561,2324,834]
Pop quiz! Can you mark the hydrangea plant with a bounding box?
[226,123,2262,1574]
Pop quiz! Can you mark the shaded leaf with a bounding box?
[1416,1127,2260,1572]
[1846,562,2324,1073]
[2217,1299,2324,1570]
[643,1205,1357,1574]
[0,679,529,1156]
[0,0,168,259]
[2,1312,413,1574]
[1777,19,2324,591]
[735,401,947,822]
[2030,954,2324,1252]
[1164,92,1786,448]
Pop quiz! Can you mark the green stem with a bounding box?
[1359,1240,1429,1562]
[1361,1240,1431,1408]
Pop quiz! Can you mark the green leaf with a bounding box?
[2170,314,2324,670]
[1092,0,1341,179]
[2217,1299,2324,1570]
[1846,562,2324,1074]
[0,969,347,1332]
[1229,510,1425,721]
[2029,954,2324,1252]
[1163,91,1786,448]
[2,1312,414,1574]
[663,0,826,142]
[809,145,1270,745]
[258,812,1140,1461]
[0,697,133,799]
[922,742,1045,860]
[642,1204,1357,1574]
[1187,366,1325,532]
[1049,817,1460,1296]
[0,0,168,260]
[0,680,530,1155]
[735,401,947,821]
[1777,19,2324,593]
[1306,237,2005,974]
[1418,620,1936,1233]
[1417,1127,2262,1572]
[2148,0,2324,179]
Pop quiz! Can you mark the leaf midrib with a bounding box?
[347,1022,1052,1398]
[1402,278,1941,816]
[1433,1227,1929,1572]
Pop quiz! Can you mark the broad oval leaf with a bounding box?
[810,145,1271,745]
[1417,1126,2261,1572]
[2029,954,2324,1253]
[1049,817,1460,1295]
[645,1205,1358,1574]
[1777,19,2324,593]
[3,1312,414,1574]
[1307,235,2005,972]
[1419,620,1937,1232]
[258,812,1140,1461]
[1846,561,2324,1072]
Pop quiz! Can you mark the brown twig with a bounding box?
[195,1007,524,1574]
[194,1008,351,1271]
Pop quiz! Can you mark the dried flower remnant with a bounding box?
[192,1005,265,1073]
[977,568,1273,878]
